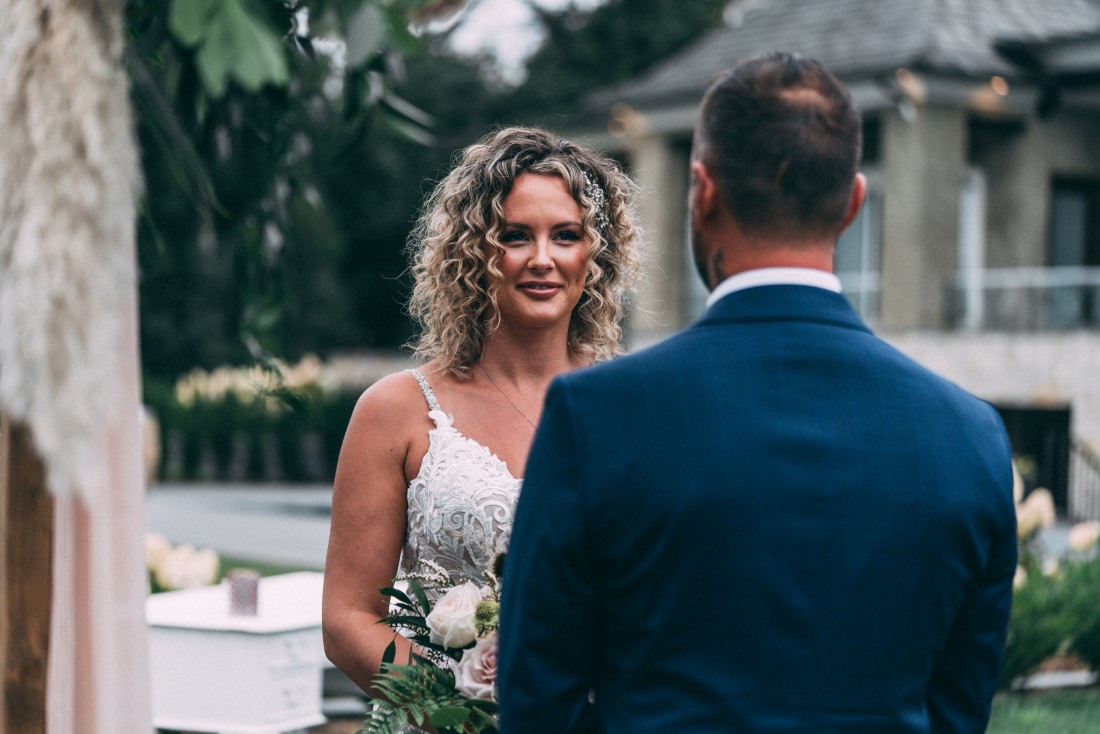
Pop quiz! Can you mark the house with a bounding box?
[576,0,1100,517]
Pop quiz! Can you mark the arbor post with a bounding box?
[0,413,52,734]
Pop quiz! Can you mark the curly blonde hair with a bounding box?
[407,127,643,377]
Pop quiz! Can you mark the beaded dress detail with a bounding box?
[399,369,521,594]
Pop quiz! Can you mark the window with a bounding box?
[996,404,1072,513]
[1050,178,1100,267]
[1048,177,1100,327]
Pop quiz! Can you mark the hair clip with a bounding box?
[581,170,610,233]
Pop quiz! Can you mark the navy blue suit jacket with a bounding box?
[499,285,1016,734]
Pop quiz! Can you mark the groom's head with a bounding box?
[689,52,865,289]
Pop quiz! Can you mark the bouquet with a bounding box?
[364,555,504,734]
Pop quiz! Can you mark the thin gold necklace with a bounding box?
[479,364,537,428]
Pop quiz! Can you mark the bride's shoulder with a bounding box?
[346,368,433,433]
[336,371,435,481]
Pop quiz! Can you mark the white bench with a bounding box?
[146,571,328,734]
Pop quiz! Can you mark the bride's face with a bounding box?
[489,173,590,331]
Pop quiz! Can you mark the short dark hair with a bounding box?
[694,52,862,241]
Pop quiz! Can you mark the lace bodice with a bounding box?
[399,369,522,592]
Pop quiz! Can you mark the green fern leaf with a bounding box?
[431,705,470,727]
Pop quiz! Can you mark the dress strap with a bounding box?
[407,368,442,412]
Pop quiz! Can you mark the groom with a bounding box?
[498,52,1017,733]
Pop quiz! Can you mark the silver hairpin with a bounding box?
[581,170,610,233]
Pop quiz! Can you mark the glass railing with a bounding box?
[947,266,1100,331]
[1071,439,1100,522]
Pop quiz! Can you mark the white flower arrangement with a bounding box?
[365,555,504,734]
[172,353,336,414]
[144,533,220,593]
[1016,487,1056,540]
[1068,521,1100,554]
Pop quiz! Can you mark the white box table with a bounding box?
[146,571,328,734]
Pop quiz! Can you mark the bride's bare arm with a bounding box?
[322,374,420,696]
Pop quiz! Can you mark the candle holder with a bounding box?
[227,569,260,616]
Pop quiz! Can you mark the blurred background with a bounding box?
[127,0,1100,730]
[136,0,730,484]
[137,0,1100,516]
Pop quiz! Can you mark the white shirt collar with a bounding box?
[705,267,842,309]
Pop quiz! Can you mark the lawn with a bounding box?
[988,688,1100,734]
[218,556,320,579]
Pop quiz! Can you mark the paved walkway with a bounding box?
[145,482,333,569]
[147,481,1080,571]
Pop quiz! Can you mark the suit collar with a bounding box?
[706,268,841,309]
[698,284,873,334]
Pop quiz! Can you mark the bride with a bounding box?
[321,126,642,695]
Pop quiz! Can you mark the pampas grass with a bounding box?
[0,0,142,501]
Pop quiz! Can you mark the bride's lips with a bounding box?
[518,281,563,299]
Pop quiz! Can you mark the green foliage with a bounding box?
[128,0,441,380]
[168,0,289,97]
[507,0,728,121]
[363,662,498,734]
[474,599,499,636]
[219,555,318,576]
[988,689,1100,734]
[1001,545,1100,688]
[371,601,496,733]
[345,3,388,67]
[131,0,730,382]
[1001,573,1072,688]
[371,558,505,732]
[144,376,359,482]
[1058,551,1100,671]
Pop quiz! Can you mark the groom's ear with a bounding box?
[838,172,867,234]
[690,160,719,224]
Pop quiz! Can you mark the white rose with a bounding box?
[455,632,498,701]
[1012,462,1024,505]
[426,582,481,648]
[153,544,220,590]
[193,548,220,587]
[1068,521,1100,552]
[145,533,172,571]
[1016,488,1056,539]
[1013,564,1028,589]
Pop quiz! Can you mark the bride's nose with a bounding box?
[528,238,553,271]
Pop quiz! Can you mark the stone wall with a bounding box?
[330,335,1100,454]
[883,331,1100,451]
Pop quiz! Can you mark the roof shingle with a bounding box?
[588,0,1100,109]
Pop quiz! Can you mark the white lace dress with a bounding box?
[399,368,522,588]
[379,369,521,733]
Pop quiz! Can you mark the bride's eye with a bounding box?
[554,229,581,243]
[502,230,529,244]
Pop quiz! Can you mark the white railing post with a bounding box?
[958,169,987,331]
